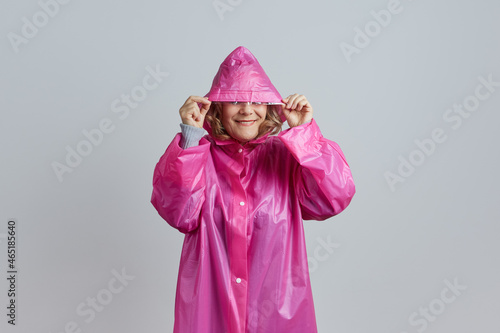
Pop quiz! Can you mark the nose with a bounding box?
[239,103,253,114]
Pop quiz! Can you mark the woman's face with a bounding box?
[221,102,267,143]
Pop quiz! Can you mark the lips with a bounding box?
[235,120,257,126]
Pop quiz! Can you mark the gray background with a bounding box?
[1,0,499,332]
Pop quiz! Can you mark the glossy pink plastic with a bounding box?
[151,46,355,333]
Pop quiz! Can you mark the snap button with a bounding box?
[238,148,243,153]
[239,202,245,206]
[236,278,242,283]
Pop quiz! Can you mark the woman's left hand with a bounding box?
[282,94,313,128]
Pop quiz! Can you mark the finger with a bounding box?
[291,95,306,110]
[295,98,309,112]
[190,95,211,106]
[287,94,301,109]
[182,96,208,110]
[188,106,201,121]
[180,102,199,117]
[282,107,291,119]
[199,102,211,117]
[183,95,196,107]
[282,94,295,109]
[200,98,211,111]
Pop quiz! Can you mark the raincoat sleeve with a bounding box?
[278,119,355,220]
[151,133,210,233]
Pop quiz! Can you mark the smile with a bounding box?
[235,120,257,126]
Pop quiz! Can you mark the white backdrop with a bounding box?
[1,0,499,332]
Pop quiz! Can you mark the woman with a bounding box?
[151,46,355,333]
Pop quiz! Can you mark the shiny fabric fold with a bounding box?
[204,46,286,122]
[151,119,355,332]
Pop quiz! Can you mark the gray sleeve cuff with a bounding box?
[180,123,206,149]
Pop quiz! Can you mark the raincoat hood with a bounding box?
[205,46,282,104]
[203,46,286,135]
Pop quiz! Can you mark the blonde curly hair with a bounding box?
[205,103,283,141]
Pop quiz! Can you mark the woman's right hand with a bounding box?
[179,96,211,128]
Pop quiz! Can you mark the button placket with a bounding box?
[227,145,249,332]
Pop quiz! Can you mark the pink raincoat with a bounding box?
[151,46,355,333]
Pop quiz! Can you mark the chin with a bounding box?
[232,131,258,143]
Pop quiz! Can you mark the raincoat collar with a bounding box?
[206,130,272,152]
